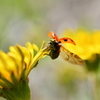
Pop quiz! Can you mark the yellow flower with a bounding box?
[0,42,50,100]
[62,28,100,71]
[62,28,100,60]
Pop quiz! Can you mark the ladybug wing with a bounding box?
[60,46,85,66]
[48,31,59,40]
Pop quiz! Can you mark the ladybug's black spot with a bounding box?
[58,41,61,43]
[64,39,68,41]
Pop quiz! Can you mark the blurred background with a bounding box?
[0,0,100,100]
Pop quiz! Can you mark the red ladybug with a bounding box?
[48,31,85,66]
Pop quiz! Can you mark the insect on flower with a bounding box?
[48,31,85,66]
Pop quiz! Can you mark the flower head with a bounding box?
[62,28,100,71]
[0,42,50,100]
[62,28,100,60]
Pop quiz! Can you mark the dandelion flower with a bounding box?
[62,28,100,71]
[0,42,50,100]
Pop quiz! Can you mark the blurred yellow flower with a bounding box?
[0,42,50,100]
[62,28,100,60]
